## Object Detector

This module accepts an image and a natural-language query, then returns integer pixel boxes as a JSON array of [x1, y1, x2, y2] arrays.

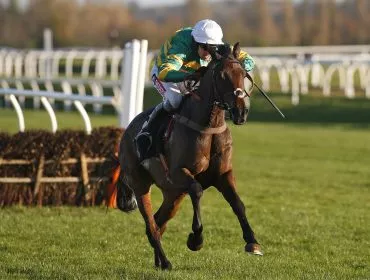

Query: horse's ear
[[233, 42, 241, 59]]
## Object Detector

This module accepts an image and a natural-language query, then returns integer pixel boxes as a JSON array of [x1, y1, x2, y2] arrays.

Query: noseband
[[211, 59, 251, 111]]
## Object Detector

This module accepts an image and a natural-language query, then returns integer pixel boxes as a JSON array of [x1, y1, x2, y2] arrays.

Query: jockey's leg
[[135, 102, 168, 162], [135, 82, 183, 162]]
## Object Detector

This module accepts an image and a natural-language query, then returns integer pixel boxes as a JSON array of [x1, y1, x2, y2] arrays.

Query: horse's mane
[[184, 43, 233, 89], [214, 44, 232, 59]]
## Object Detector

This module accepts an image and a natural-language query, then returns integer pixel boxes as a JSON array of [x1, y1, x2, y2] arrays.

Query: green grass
[[0, 94, 370, 279], [0, 107, 120, 134], [0, 122, 369, 279]]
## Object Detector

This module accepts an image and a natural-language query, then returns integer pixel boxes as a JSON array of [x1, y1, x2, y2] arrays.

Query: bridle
[[210, 58, 252, 111], [175, 56, 254, 134]]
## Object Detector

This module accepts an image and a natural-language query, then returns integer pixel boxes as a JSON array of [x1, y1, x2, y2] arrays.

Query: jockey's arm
[[157, 54, 188, 83], [157, 38, 189, 83]]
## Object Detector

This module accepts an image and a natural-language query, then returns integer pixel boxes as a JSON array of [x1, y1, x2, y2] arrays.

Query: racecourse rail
[[0, 39, 148, 133], [1, 43, 370, 133]]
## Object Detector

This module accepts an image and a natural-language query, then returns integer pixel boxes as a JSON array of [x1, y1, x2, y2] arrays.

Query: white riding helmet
[[191, 19, 224, 45]]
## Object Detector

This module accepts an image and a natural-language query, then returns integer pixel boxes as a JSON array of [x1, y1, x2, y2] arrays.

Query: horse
[[111, 42, 262, 270]]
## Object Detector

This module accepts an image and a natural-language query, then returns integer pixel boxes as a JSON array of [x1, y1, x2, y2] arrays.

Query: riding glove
[[242, 57, 255, 72]]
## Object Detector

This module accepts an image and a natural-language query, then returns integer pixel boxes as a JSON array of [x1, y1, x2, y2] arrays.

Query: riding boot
[[135, 102, 168, 162]]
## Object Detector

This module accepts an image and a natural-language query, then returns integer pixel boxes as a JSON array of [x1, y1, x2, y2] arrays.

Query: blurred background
[[0, 0, 369, 49], [1, 0, 369, 125]]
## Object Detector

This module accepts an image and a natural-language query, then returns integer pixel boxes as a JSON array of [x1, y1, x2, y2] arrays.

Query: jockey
[[135, 19, 255, 162]]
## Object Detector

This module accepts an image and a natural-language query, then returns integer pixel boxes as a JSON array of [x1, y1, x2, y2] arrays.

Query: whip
[[254, 83, 286, 119]]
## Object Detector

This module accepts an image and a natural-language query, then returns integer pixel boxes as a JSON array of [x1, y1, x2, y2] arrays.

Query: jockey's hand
[[178, 82, 190, 95], [242, 58, 255, 72], [184, 67, 208, 92], [185, 66, 208, 82]]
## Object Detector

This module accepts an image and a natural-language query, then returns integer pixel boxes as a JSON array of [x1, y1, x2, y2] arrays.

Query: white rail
[[1, 43, 369, 122], [0, 88, 116, 134], [0, 39, 148, 133], [244, 45, 370, 57]]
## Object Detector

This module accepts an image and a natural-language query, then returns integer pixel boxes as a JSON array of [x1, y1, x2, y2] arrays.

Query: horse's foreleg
[[137, 191, 172, 270], [171, 168, 204, 251], [215, 170, 263, 256], [187, 181, 204, 251]]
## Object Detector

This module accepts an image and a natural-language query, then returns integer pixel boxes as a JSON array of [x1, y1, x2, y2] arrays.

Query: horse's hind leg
[[187, 181, 204, 251], [137, 190, 172, 270], [154, 191, 186, 235], [116, 173, 137, 212], [153, 191, 186, 267], [171, 168, 204, 251], [215, 170, 263, 256]]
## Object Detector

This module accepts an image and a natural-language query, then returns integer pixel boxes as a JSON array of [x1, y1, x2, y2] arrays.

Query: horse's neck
[[180, 96, 225, 129], [180, 74, 225, 129], [209, 106, 225, 128]]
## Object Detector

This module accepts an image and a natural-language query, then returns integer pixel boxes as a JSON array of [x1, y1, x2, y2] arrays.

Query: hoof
[[161, 260, 172, 270], [245, 243, 263, 256], [187, 232, 203, 251]]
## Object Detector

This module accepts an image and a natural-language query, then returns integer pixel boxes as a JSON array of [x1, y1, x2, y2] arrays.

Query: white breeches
[[151, 65, 184, 111]]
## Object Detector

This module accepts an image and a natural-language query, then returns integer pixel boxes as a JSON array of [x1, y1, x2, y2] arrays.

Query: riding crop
[[253, 83, 286, 119]]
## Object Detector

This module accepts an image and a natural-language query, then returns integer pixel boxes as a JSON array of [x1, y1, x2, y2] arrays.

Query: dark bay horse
[[112, 43, 262, 270]]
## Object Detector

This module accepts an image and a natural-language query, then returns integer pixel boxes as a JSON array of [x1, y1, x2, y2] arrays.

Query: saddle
[[145, 114, 175, 160], [145, 89, 197, 160]]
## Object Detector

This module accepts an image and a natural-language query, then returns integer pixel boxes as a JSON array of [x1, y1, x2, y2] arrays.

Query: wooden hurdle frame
[[0, 155, 110, 207]]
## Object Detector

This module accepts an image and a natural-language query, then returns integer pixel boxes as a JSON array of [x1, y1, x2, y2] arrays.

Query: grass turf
[[0, 94, 369, 279]]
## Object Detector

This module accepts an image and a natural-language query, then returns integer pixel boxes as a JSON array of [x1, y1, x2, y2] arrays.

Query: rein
[[174, 57, 252, 135], [211, 59, 254, 110]]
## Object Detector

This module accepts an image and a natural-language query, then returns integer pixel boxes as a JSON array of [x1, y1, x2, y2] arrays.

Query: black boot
[[135, 103, 168, 162]]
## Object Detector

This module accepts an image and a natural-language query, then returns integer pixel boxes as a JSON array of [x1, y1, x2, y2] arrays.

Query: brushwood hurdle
[[0, 40, 149, 206], [0, 127, 124, 207]]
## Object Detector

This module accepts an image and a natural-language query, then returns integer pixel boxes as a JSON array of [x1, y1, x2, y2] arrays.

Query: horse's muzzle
[[230, 108, 249, 125], [231, 96, 250, 125]]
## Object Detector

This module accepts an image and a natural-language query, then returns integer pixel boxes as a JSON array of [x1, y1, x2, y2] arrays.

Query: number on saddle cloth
[[152, 74, 166, 97]]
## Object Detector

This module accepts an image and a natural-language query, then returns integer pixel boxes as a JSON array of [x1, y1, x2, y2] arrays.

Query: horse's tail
[[105, 155, 120, 208], [105, 153, 137, 213]]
